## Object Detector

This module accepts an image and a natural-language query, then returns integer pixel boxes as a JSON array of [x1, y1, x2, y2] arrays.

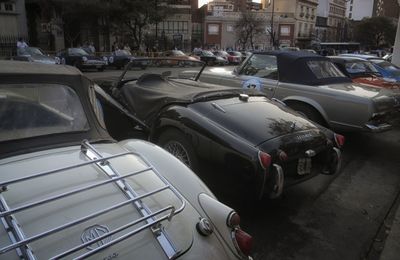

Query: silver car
[[0, 61, 252, 260], [197, 51, 400, 132]]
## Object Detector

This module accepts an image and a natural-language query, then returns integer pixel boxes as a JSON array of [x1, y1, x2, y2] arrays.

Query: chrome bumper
[[269, 164, 284, 199], [364, 123, 392, 132]]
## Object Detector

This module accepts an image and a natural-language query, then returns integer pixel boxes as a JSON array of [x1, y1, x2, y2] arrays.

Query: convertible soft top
[[120, 74, 258, 122], [0, 60, 80, 76], [254, 51, 352, 85]]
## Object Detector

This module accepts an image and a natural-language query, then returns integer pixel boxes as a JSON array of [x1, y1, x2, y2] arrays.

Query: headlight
[[82, 56, 88, 62]]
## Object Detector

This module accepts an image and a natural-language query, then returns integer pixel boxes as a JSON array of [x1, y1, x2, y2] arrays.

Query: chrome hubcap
[[164, 141, 191, 167]]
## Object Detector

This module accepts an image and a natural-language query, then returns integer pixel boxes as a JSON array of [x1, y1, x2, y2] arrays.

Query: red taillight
[[258, 151, 272, 170], [334, 134, 345, 148], [234, 229, 253, 256]]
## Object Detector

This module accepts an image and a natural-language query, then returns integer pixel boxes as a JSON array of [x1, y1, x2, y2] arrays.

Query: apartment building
[[346, 0, 374, 20], [316, 0, 347, 42]]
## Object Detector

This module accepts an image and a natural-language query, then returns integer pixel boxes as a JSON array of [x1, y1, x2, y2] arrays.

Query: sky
[[198, 0, 262, 8]]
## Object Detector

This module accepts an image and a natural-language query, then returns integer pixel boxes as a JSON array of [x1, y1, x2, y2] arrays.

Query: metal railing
[[0, 140, 186, 259]]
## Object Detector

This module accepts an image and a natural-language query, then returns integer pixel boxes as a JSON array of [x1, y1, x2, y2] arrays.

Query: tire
[[158, 129, 199, 171], [287, 102, 327, 127]]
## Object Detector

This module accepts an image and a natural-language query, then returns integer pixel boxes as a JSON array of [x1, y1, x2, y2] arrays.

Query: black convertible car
[[97, 58, 343, 200], [56, 48, 107, 71]]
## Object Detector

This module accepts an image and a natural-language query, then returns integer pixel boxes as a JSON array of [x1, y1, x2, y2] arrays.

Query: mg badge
[[81, 224, 112, 250]]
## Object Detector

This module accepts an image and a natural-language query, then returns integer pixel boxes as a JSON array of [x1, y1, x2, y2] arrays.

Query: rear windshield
[[307, 60, 346, 79], [0, 84, 89, 142]]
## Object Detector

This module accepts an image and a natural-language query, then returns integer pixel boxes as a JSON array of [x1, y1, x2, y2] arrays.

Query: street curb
[[380, 200, 400, 260]]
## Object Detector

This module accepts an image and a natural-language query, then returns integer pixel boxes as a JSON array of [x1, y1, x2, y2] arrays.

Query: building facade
[[261, 0, 318, 48], [346, 0, 374, 20], [316, 0, 347, 42], [373, 0, 399, 19], [0, 0, 28, 57]]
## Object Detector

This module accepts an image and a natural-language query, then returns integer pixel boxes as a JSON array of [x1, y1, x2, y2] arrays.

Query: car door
[[220, 54, 279, 98]]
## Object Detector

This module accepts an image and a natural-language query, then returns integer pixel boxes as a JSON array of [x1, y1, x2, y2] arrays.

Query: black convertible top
[[0, 60, 81, 76], [120, 74, 258, 122], [253, 51, 352, 85]]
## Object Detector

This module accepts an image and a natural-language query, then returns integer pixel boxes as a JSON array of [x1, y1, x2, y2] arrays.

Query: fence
[[0, 35, 22, 59]]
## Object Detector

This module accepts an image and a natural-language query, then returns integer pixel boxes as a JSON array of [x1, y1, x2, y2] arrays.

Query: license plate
[[297, 158, 312, 175]]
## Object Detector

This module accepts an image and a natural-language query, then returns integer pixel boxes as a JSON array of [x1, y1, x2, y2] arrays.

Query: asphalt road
[[86, 68, 400, 260]]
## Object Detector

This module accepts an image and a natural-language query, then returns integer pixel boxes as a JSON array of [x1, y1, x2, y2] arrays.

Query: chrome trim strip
[[364, 123, 392, 132]]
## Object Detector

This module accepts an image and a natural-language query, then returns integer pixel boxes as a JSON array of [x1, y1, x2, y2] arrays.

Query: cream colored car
[[0, 61, 252, 260]]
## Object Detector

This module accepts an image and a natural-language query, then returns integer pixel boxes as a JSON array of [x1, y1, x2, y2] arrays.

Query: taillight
[[258, 151, 272, 169], [226, 211, 253, 257], [227, 211, 241, 228], [334, 134, 345, 148], [235, 229, 253, 256]]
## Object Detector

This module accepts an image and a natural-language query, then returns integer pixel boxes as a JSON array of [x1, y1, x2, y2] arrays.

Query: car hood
[[0, 143, 195, 259], [189, 96, 319, 146]]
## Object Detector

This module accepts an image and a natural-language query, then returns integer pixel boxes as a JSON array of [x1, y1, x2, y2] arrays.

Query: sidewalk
[[380, 201, 400, 260]]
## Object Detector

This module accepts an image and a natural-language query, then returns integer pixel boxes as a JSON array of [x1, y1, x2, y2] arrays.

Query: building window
[[280, 25, 290, 36], [208, 24, 219, 35], [4, 3, 14, 11], [349, 13, 352, 19], [227, 24, 234, 32]]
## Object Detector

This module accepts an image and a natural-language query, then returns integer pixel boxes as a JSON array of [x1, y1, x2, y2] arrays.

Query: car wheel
[[178, 61, 184, 67], [158, 129, 199, 171], [61, 58, 66, 65], [287, 102, 327, 127], [207, 60, 213, 66]]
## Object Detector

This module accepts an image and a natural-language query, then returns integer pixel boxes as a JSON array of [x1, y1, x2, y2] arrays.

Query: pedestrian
[[123, 43, 131, 52], [89, 42, 96, 54], [16, 38, 28, 55]]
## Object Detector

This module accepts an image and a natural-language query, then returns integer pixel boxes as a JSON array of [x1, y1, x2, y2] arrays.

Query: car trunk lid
[[190, 96, 319, 146], [0, 142, 193, 260]]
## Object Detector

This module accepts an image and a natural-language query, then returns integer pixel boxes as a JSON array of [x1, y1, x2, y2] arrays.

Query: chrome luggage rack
[[0, 140, 186, 260]]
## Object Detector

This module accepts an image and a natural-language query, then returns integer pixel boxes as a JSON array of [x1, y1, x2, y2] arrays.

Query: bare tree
[[235, 11, 266, 50]]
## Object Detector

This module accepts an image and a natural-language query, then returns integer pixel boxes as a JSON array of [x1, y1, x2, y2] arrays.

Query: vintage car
[[192, 50, 218, 65], [157, 50, 200, 66], [329, 56, 400, 89], [227, 51, 245, 62], [103, 49, 144, 69], [97, 58, 343, 201], [213, 51, 241, 65], [340, 54, 400, 82], [12, 47, 56, 65], [196, 51, 400, 133], [56, 47, 107, 71], [0, 61, 252, 260]]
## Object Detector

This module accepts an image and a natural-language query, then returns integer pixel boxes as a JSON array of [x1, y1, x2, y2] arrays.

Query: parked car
[[56, 47, 107, 71], [0, 60, 252, 260], [196, 51, 400, 132], [340, 54, 400, 82], [103, 49, 145, 69], [192, 50, 218, 65], [213, 51, 241, 65], [12, 47, 56, 64], [329, 56, 400, 89], [227, 51, 244, 62], [97, 58, 343, 201], [159, 50, 200, 65]]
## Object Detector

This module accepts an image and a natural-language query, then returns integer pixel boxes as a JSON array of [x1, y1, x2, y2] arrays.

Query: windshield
[[19, 47, 45, 56], [345, 61, 379, 74], [172, 50, 185, 56], [307, 60, 346, 79], [68, 48, 89, 56], [115, 50, 131, 56], [370, 59, 400, 70], [202, 51, 214, 56], [120, 58, 205, 82], [0, 84, 89, 142], [240, 54, 279, 80]]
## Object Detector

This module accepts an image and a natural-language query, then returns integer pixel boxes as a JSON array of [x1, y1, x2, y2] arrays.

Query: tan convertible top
[[0, 60, 81, 76]]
